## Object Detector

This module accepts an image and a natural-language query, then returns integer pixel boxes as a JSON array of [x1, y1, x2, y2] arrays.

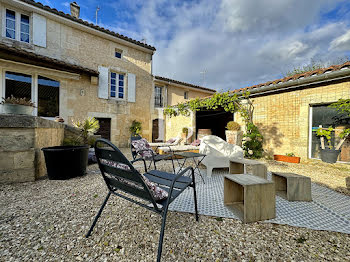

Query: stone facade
[[235, 81, 350, 160]]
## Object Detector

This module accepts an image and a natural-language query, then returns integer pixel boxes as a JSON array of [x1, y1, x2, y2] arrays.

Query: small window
[[155, 86, 163, 107], [115, 49, 122, 59], [20, 14, 30, 43], [6, 9, 16, 39], [110, 72, 124, 99], [184, 91, 189, 99]]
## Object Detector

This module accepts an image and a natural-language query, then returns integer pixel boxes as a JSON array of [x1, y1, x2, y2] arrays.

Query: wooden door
[[95, 118, 111, 140]]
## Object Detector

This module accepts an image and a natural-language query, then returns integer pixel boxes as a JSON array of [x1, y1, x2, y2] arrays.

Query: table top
[[224, 174, 272, 185], [174, 151, 206, 158]]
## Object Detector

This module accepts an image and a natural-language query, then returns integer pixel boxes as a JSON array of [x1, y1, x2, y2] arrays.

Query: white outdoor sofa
[[199, 135, 244, 177]]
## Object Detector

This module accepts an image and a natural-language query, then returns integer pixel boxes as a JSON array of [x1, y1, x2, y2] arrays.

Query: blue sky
[[41, 0, 350, 91]]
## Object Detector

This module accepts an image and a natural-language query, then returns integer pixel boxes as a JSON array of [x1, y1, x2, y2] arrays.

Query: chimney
[[70, 2, 80, 19]]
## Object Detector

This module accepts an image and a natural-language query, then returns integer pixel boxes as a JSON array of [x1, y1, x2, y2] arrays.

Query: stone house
[[232, 62, 350, 162], [0, 0, 157, 147], [151, 76, 215, 142]]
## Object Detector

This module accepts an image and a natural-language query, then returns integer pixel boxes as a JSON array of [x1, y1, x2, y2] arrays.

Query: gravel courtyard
[[1, 150, 350, 261]]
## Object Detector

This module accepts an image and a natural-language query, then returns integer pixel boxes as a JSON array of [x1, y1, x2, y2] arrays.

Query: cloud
[[329, 30, 350, 51]]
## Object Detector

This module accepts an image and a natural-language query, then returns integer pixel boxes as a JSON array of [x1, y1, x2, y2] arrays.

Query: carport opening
[[196, 107, 233, 140]]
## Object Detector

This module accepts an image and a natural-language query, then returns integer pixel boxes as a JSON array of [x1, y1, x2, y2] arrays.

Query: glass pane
[[21, 14, 29, 24], [111, 85, 115, 92], [6, 19, 15, 29], [21, 33, 29, 43], [118, 93, 123, 99], [6, 10, 15, 20], [21, 23, 29, 34], [119, 87, 123, 93], [110, 91, 116, 97], [5, 72, 32, 100], [111, 79, 116, 85], [311, 104, 350, 162], [119, 80, 124, 87], [115, 52, 121, 58], [38, 76, 59, 117], [119, 74, 124, 80], [6, 29, 15, 39], [111, 72, 116, 79]]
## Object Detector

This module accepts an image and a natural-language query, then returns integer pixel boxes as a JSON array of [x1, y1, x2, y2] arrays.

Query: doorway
[[95, 118, 111, 140]]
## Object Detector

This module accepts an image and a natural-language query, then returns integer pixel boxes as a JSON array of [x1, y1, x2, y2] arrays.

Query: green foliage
[[316, 126, 334, 149], [1, 95, 35, 107], [340, 128, 350, 139], [129, 120, 142, 136], [285, 152, 295, 157], [242, 123, 264, 159], [226, 121, 240, 131], [63, 136, 83, 146], [72, 117, 100, 145], [182, 127, 188, 134], [329, 99, 350, 117]]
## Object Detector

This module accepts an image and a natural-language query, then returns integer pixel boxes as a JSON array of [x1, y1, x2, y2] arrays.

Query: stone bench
[[271, 172, 312, 201], [229, 158, 267, 179], [224, 174, 275, 223]]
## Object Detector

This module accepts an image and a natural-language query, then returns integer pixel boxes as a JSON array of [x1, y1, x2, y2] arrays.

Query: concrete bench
[[229, 158, 267, 179], [224, 174, 275, 223], [271, 172, 312, 201]]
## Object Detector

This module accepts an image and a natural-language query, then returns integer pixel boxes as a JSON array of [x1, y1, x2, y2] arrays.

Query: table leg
[[192, 156, 205, 184]]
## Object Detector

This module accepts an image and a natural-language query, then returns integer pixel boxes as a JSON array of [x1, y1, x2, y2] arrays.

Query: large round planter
[[319, 148, 341, 164], [1, 104, 33, 115], [42, 145, 89, 180], [225, 130, 243, 146]]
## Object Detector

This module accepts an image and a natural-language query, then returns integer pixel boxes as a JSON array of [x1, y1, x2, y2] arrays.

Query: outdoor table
[[174, 152, 206, 183]]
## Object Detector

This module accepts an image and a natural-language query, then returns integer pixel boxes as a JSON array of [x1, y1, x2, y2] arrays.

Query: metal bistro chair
[[86, 139, 199, 262], [130, 135, 175, 173]]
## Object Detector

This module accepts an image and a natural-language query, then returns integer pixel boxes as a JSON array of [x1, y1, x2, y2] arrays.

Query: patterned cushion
[[131, 138, 155, 160], [191, 139, 201, 146], [100, 159, 168, 201]]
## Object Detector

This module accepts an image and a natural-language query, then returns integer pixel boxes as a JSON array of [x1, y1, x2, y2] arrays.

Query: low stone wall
[[0, 115, 64, 183]]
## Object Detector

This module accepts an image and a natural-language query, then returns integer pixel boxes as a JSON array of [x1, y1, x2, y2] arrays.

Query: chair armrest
[[131, 157, 148, 173]]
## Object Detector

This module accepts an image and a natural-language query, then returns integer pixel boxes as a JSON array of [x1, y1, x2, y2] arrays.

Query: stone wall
[[0, 115, 64, 183], [235, 81, 350, 160]]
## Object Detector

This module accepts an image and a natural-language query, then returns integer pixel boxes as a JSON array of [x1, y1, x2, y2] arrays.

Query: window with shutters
[[4, 8, 30, 43], [110, 72, 125, 99], [154, 86, 163, 107]]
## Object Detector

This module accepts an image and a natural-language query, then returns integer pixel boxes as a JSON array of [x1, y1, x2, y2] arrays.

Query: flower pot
[[1, 104, 33, 115], [225, 130, 243, 146], [319, 148, 341, 164], [42, 145, 89, 180], [273, 154, 300, 163]]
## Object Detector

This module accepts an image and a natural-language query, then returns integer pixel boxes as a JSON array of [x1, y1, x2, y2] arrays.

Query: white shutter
[[128, 73, 136, 102], [32, 13, 47, 48], [98, 66, 109, 99]]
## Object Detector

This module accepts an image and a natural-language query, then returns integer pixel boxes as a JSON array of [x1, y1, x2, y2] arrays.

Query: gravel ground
[[1, 150, 350, 261]]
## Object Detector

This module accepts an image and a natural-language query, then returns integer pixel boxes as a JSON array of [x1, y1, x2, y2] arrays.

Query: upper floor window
[[184, 91, 189, 99], [110, 72, 124, 99], [115, 49, 123, 59], [155, 86, 163, 107], [5, 9, 30, 43]]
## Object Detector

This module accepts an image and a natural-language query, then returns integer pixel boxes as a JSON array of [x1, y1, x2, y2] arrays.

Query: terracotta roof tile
[[20, 0, 156, 51]]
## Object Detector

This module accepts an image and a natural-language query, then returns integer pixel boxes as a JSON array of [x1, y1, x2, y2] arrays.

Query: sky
[[41, 0, 350, 91]]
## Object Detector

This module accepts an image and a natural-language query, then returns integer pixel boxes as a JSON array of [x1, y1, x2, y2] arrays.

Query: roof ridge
[[155, 75, 216, 92], [20, 0, 156, 51]]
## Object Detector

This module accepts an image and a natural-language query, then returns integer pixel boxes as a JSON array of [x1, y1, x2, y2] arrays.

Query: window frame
[[154, 86, 163, 108], [184, 91, 189, 100], [110, 71, 125, 100], [2, 6, 31, 44], [115, 48, 123, 59]]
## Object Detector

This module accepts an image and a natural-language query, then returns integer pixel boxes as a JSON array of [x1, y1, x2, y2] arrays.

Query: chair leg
[[157, 207, 169, 262], [86, 191, 111, 237], [191, 169, 199, 222]]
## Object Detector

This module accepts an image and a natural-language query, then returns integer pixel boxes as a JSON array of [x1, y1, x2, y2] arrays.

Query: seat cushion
[[131, 138, 155, 160]]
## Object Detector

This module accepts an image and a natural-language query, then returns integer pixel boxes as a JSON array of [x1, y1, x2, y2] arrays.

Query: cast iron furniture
[[130, 135, 175, 172], [224, 174, 275, 223], [87, 139, 199, 262], [271, 172, 312, 201], [174, 151, 206, 183]]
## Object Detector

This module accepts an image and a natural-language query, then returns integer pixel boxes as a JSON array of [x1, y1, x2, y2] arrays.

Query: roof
[[232, 61, 350, 95], [155, 76, 216, 93], [0, 42, 99, 76], [20, 0, 156, 52]]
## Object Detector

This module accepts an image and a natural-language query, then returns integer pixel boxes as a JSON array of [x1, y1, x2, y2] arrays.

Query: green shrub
[[129, 120, 142, 136], [226, 121, 241, 131], [285, 152, 295, 157], [243, 122, 263, 159], [182, 127, 188, 134]]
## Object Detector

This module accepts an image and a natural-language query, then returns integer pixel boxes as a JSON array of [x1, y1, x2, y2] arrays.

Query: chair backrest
[[200, 135, 244, 159], [130, 135, 142, 160], [95, 138, 156, 204]]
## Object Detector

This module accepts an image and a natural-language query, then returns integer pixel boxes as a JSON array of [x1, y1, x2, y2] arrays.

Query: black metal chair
[[130, 135, 175, 173], [86, 138, 199, 262]]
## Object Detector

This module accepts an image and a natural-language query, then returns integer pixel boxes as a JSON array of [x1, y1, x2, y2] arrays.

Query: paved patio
[[169, 169, 350, 234]]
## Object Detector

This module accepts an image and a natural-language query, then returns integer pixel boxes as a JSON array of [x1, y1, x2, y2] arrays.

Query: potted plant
[[0, 95, 35, 115], [225, 121, 243, 146], [316, 126, 350, 163], [181, 127, 189, 144], [274, 152, 301, 163], [42, 117, 100, 180], [129, 120, 142, 136]]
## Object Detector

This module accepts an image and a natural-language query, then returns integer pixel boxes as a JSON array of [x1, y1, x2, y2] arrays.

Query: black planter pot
[[42, 145, 89, 180], [319, 148, 341, 163]]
